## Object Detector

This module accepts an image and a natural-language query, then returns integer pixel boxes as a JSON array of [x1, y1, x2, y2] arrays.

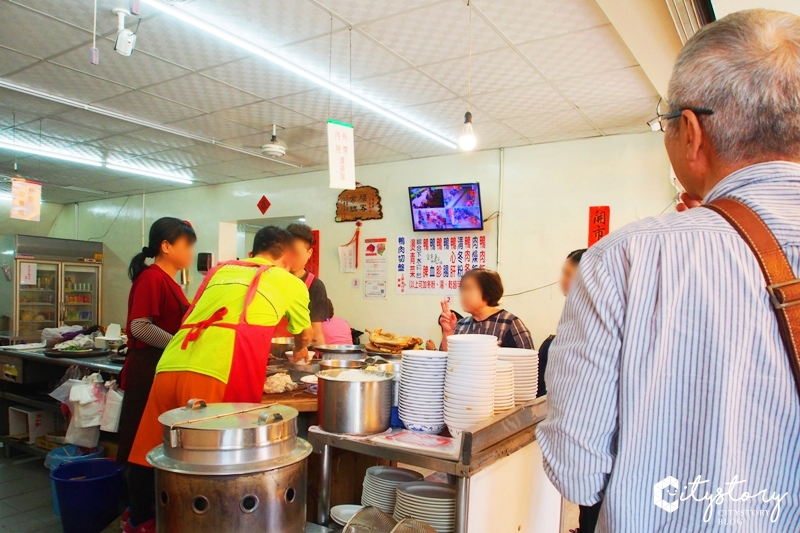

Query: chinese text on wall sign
[[336, 185, 383, 222], [588, 206, 610, 247], [396, 234, 487, 295], [10, 178, 41, 221], [327, 119, 356, 190]]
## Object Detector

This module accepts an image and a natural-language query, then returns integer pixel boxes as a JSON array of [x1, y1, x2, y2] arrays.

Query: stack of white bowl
[[361, 466, 424, 513], [399, 350, 448, 434], [497, 347, 539, 404], [393, 482, 456, 533], [443, 334, 498, 437], [494, 361, 515, 413]]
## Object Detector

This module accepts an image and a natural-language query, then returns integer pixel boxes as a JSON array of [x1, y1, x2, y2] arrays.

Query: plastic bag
[[68, 375, 106, 428], [42, 325, 83, 348], [100, 380, 123, 433], [65, 420, 100, 448]]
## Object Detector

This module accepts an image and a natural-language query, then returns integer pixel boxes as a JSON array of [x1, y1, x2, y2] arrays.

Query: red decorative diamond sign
[[257, 195, 271, 215]]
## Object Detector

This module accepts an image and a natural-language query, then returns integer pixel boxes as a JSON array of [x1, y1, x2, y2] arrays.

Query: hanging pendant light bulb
[[459, 111, 476, 151], [459, 1, 476, 152]]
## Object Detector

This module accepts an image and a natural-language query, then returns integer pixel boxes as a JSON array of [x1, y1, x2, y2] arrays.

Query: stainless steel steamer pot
[[147, 400, 311, 533], [313, 344, 366, 360], [316, 369, 393, 435]]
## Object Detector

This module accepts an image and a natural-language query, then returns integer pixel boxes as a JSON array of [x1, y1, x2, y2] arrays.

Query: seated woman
[[439, 268, 534, 350], [321, 299, 354, 345]]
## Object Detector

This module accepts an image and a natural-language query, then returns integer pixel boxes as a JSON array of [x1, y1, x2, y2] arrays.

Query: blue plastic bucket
[[44, 445, 105, 516], [51, 458, 125, 533]]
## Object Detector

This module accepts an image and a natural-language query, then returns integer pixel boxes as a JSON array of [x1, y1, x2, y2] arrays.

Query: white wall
[[50, 150, 502, 345], [498, 133, 674, 344], [0, 201, 75, 238], [712, 0, 800, 17], [44, 132, 674, 347]]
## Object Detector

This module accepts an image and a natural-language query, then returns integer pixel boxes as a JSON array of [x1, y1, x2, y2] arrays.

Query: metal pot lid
[[314, 344, 366, 354], [158, 400, 298, 453]]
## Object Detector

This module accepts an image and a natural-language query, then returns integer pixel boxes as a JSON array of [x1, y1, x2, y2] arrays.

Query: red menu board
[[308, 230, 320, 277]]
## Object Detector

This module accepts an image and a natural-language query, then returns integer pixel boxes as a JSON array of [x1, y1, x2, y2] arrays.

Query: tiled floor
[[0, 454, 63, 533]]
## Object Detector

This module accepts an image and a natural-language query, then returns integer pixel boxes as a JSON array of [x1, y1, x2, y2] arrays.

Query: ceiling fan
[[243, 124, 302, 168]]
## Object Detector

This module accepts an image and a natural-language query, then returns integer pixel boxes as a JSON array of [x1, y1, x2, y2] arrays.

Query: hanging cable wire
[[92, 0, 97, 50], [328, 13, 333, 118], [467, 1, 472, 112], [349, 27, 353, 123]]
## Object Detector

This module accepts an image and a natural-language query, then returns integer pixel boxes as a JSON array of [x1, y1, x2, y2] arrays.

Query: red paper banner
[[588, 206, 610, 247], [308, 230, 320, 277]]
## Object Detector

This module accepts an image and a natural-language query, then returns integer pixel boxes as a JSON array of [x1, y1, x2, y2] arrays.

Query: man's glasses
[[647, 98, 714, 132]]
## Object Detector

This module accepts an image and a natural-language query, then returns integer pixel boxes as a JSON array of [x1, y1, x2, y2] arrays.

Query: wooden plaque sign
[[336, 185, 383, 222]]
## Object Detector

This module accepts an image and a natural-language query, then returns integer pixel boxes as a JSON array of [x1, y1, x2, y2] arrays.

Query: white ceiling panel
[[555, 66, 659, 108], [232, 156, 299, 174], [144, 74, 261, 114], [191, 169, 247, 185], [215, 101, 317, 131], [527, 130, 601, 145], [9, 0, 153, 35], [134, 16, 248, 71], [582, 96, 660, 131], [351, 69, 455, 110], [285, 147, 329, 167], [475, 0, 609, 44], [279, 28, 411, 85], [354, 138, 408, 161], [271, 89, 357, 123], [369, 133, 450, 158], [470, 83, 572, 120], [312, 0, 439, 26], [360, 2, 506, 66], [502, 108, 597, 139], [168, 113, 261, 141], [401, 98, 471, 136], [88, 135, 174, 160], [266, 122, 330, 149], [53, 108, 144, 134], [0, 107, 42, 129], [51, 41, 192, 89], [180, 0, 345, 50], [178, 143, 250, 163], [350, 113, 414, 141], [15, 117, 108, 143], [518, 25, 637, 81], [0, 46, 38, 76], [421, 47, 543, 97], [193, 159, 269, 178], [95, 91, 204, 125], [135, 148, 222, 169], [0, 87, 72, 116], [126, 128, 197, 149], [0, 2, 90, 58], [7, 63, 131, 103], [201, 58, 318, 101]]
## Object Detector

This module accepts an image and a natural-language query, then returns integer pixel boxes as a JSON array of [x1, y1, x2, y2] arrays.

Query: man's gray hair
[[667, 9, 800, 163]]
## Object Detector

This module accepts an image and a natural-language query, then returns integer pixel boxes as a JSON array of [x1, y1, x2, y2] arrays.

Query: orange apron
[[177, 260, 278, 403]]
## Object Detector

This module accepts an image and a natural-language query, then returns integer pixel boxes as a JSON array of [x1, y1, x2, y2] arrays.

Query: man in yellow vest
[[123, 226, 313, 533]]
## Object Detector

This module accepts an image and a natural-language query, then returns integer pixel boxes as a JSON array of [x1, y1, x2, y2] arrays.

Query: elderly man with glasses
[[538, 9, 800, 532]]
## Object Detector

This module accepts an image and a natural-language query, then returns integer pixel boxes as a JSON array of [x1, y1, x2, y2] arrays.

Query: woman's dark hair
[[252, 226, 294, 257], [327, 298, 335, 318], [567, 249, 587, 265], [460, 269, 504, 307], [286, 223, 316, 247], [128, 217, 196, 281]]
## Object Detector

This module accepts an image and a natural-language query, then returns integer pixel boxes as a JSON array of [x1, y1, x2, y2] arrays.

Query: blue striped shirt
[[536, 162, 800, 532]]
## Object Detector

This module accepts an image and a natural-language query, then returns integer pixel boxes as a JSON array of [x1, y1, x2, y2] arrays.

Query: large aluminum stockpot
[[314, 344, 366, 360], [318, 359, 366, 371], [270, 337, 295, 359], [147, 400, 311, 533], [317, 369, 393, 435]]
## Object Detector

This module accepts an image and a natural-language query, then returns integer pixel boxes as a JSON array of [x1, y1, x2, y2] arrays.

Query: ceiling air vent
[[665, 0, 716, 43]]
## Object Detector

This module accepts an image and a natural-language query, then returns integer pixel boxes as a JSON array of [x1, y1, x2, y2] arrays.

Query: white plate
[[331, 504, 363, 526]]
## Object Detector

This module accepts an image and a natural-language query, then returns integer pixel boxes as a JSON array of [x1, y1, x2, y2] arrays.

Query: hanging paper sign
[[338, 224, 360, 273], [10, 178, 41, 221], [19, 263, 37, 285], [327, 119, 356, 190], [396, 234, 487, 295], [336, 185, 383, 222], [588, 206, 611, 247]]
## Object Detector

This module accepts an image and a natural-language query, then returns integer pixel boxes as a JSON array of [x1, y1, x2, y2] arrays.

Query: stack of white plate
[[497, 348, 539, 404], [444, 334, 498, 437], [393, 482, 456, 533], [362, 466, 424, 513], [399, 350, 448, 434], [494, 361, 515, 413]]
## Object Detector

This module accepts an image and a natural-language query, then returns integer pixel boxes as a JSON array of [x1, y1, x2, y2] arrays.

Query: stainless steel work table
[[0, 347, 123, 375], [309, 396, 548, 533]]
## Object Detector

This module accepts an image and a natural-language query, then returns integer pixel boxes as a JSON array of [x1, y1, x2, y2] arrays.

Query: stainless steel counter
[[309, 396, 548, 533], [0, 347, 123, 374]]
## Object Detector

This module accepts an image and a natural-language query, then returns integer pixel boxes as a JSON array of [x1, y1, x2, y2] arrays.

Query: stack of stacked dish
[[497, 348, 539, 404], [494, 361, 515, 413], [443, 334, 498, 437], [398, 350, 448, 434], [361, 466, 424, 514], [393, 482, 456, 533]]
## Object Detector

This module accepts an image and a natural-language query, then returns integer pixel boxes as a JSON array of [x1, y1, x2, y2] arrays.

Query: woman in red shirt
[[117, 217, 195, 533]]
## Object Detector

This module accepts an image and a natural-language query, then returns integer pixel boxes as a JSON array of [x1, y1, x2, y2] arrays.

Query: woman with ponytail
[[118, 217, 196, 533]]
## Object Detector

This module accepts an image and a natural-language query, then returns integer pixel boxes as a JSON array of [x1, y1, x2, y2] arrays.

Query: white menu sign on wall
[[10, 178, 41, 221], [396, 234, 488, 295], [327, 119, 356, 190]]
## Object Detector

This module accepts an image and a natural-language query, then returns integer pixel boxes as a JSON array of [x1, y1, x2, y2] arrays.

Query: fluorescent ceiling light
[[139, 0, 458, 150], [0, 140, 103, 167], [106, 163, 193, 184]]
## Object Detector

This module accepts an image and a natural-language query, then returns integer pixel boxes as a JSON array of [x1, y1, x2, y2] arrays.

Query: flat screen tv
[[409, 183, 484, 232]]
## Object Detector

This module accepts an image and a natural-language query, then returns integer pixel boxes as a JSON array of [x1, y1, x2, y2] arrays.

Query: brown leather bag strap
[[704, 198, 800, 399]]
